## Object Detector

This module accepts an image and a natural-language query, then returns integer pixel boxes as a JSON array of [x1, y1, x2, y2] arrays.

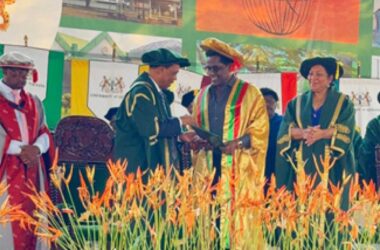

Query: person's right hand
[[180, 115, 196, 126], [189, 136, 212, 152], [179, 131, 197, 143]]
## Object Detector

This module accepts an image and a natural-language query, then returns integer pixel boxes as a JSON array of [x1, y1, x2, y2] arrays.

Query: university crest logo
[[99, 76, 125, 94], [350, 91, 372, 107]]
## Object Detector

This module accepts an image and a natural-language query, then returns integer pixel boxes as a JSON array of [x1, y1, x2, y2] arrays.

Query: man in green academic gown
[[113, 48, 195, 177]]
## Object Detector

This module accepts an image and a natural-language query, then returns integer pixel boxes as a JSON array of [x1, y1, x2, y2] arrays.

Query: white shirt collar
[[0, 79, 21, 99], [148, 75, 162, 93]]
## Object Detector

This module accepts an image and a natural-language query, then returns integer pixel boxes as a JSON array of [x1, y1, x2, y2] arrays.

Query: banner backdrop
[[340, 78, 380, 135], [238, 73, 284, 112], [88, 61, 138, 120], [0, 0, 62, 49], [69, 63, 296, 119], [196, 0, 360, 44], [71, 61, 203, 120]]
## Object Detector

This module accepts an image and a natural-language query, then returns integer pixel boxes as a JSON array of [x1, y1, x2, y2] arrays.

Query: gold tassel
[[335, 61, 343, 79]]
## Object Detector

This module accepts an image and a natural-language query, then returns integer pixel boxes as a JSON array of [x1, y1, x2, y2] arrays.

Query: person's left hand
[[304, 125, 325, 146], [19, 145, 40, 167], [221, 139, 241, 155]]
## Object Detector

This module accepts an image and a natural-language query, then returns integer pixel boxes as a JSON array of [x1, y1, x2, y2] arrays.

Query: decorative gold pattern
[[329, 94, 347, 159], [336, 133, 351, 144], [296, 96, 303, 129], [329, 94, 345, 127], [279, 124, 295, 157], [277, 134, 290, 145], [336, 124, 351, 134]]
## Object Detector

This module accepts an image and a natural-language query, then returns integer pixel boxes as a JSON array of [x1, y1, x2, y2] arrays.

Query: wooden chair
[[52, 115, 114, 210]]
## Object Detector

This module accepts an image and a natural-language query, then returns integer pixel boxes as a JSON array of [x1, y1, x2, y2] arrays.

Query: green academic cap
[[141, 48, 190, 68]]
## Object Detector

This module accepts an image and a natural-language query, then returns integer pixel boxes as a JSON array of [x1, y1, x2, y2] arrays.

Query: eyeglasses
[[203, 65, 226, 73], [4, 67, 30, 74]]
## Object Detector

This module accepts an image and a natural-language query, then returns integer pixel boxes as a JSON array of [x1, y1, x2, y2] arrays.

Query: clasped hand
[[19, 145, 40, 168], [303, 125, 325, 146]]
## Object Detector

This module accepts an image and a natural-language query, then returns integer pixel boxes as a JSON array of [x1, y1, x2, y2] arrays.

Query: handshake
[[178, 115, 243, 154]]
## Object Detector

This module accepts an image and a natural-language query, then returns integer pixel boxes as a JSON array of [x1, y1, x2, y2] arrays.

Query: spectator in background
[[181, 89, 198, 114], [104, 107, 118, 131], [352, 126, 364, 180], [260, 87, 282, 191], [163, 88, 189, 117], [358, 91, 380, 186]]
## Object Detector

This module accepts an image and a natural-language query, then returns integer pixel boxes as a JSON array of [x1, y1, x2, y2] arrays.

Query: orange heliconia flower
[[77, 172, 90, 207]]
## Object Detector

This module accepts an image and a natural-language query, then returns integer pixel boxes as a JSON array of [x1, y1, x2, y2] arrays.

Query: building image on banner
[[53, 27, 182, 61], [62, 0, 182, 26], [0, 0, 62, 49], [59, 28, 184, 118]]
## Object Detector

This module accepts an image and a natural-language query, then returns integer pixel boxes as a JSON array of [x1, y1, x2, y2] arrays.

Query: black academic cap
[[300, 57, 344, 80], [141, 48, 190, 68]]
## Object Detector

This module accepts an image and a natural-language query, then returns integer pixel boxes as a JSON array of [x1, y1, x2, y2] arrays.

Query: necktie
[[159, 91, 170, 117], [11, 90, 29, 143], [159, 91, 179, 168]]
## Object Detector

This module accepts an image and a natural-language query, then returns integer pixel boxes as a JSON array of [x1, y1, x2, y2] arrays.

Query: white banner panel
[[169, 70, 203, 116], [175, 69, 203, 98], [372, 56, 380, 79], [340, 78, 380, 135], [88, 61, 138, 120], [238, 73, 283, 112], [4, 45, 49, 101], [0, 0, 62, 49]]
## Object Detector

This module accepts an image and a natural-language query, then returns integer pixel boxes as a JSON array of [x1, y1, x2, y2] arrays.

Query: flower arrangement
[[21, 147, 380, 249], [0, 181, 26, 226]]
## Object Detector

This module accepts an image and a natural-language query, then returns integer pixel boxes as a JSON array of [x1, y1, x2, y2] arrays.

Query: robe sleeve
[[31, 95, 50, 153], [275, 99, 297, 189], [245, 89, 269, 150], [0, 125, 11, 165], [244, 88, 269, 177], [329, 97, 355, 160]]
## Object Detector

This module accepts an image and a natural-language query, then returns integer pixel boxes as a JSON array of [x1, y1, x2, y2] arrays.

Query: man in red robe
[[0, 51, 54, 250]]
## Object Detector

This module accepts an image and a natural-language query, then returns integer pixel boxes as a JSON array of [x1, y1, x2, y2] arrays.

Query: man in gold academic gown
[[192, 38, 269, 249]]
